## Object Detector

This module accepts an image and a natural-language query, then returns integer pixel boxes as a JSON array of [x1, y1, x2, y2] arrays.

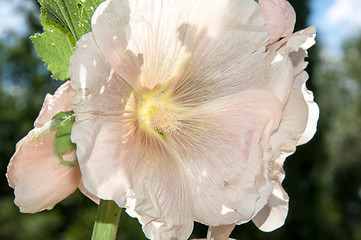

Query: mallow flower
[[7, 82, 98, 213], [69, 0, 318, 239]]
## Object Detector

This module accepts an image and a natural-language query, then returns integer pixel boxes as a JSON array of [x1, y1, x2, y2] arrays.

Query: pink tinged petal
[[259, 0, 296, 45], [7, 131, 57, 188], [14, 152, 81, 213], [173, 91, 282, 226], [78, 181, 100, 205], [34, 81, 76, 128]]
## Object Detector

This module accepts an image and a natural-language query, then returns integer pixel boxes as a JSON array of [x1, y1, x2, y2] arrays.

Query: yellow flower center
[[138, 91, 179, 137]]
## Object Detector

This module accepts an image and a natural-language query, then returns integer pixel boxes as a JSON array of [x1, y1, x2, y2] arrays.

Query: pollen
[[138, 91, 180, 136]]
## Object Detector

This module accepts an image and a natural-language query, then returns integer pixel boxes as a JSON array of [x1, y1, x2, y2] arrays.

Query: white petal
[[252, 29, 319, 231], [172, 91, 282, 225], [70, 32, 136, 199], [91, 0, 143, 89], [120, 141, 193, 240], [207, 224, 236, 240], [265, 25, 316, 105], [191, 224, 236, 240], [69, 32, 133, 117], [91, 0, 269, 92], [72, 119, 133, 199], [73, 118, 194, 239], [252, 180, 289, 231], [71, 32, 194, 239]]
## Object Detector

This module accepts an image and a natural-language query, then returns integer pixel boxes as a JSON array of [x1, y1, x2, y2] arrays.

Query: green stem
[[91, 200, 121, 240]]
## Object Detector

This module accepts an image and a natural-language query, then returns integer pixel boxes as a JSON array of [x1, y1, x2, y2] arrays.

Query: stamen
[[149, 104, 179, 135], [138, 92, 180, 136]]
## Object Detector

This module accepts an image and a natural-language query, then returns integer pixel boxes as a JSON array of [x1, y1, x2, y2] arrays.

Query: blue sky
[[309, 0, 361, 55], [1, 0, 361, 55], [0, 0, 30, 35]]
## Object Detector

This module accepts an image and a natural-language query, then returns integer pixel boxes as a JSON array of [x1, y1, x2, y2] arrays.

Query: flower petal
[[192, 224, 236, 240], [171, 91, 282, 226], [72, 112, 194, 239], [71, 119, 133, 199], [14, 152, 81, 213], [91, 0, 143, 89], [7, 131, 57, 188], [91, 0, 269, 92], [265, 25, 316, 105], [259, 0, 296, 45], [69, 33, 133, 116], [206, 224, 236, 240], [120, 141, 193, 240], [70, 1, 318, 238], [70, 33, 135, 199], [253, 29, 318, 231], [70, 32, 195, 236], [78, 180, 100, 204], [252, 175, 289, 232], [34, 81, 75, 128]]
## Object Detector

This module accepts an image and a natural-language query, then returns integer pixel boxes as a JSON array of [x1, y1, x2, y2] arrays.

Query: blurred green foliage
[[1, 0, 361, 239]]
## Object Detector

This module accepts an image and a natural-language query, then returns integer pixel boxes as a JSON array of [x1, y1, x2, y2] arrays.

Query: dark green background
[[1, 0, 360, 239]]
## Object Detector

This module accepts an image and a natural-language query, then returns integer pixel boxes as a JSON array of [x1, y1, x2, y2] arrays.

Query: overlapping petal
[[69, 0, 317, 239], [71, 32, 194, 240], [253, 26, 318, 231], [260, 0, 296, 45], [14, 150, 81, 213], [91, 0, 269, 93], [7, 82, 98, 213], [34, 81, 76, 127], [170, 91, 282, 225]]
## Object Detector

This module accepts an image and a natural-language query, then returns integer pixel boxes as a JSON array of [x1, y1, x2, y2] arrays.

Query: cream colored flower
[[7, 82, 98, 213], [69, 0, 318, 239]]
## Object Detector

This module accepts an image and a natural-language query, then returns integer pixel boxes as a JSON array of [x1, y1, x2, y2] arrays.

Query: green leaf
[[53, 111, 75, 121], [54, 135, 77, 154], [32, 111, 75, 140], [31, 110, 78, 167], [54, 111, 75, 137], [31, 0, 105, 80], [52, 111, 78, 167]]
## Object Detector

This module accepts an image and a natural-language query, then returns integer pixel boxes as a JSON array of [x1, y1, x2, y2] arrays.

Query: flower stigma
[[137, 90, 180, 138]]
